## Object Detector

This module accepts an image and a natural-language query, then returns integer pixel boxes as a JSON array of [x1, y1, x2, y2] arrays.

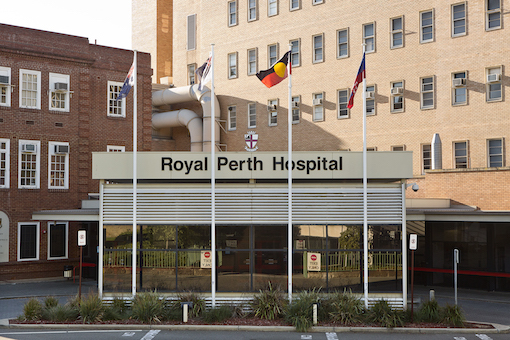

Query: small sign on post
[[409, 234, 418, 322], [201, 250, 212, 268], [78, 230, 86, 301]]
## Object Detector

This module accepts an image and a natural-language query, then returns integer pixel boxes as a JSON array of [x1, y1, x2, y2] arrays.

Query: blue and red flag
[[347, 53, 366, 109], [116, 58, 135, 101]]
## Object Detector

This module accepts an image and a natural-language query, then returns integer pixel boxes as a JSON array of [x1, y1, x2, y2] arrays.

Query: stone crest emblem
[[244, 131, 259, 152]]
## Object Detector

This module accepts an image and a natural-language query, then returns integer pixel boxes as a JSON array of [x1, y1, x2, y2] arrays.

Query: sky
[[0, 0, 132, 50]]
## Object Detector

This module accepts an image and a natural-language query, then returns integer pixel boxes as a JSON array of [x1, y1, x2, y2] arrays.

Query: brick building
[[0, 24, 152, 280], [132, 0, 510, 291]]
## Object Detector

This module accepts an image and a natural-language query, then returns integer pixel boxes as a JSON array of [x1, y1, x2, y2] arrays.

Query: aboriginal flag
[[256, 51, 291, 88]]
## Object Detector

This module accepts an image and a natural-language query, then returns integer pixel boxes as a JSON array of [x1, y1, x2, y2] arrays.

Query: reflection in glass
[[217, 251, 250, 292], [216, 225, 249, 249], [253, 251, 287, 291], [294, 225, 326, 250], [254, 225, 286, 249]]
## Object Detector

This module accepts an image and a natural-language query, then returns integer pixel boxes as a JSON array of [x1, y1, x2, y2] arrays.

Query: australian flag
[[116, 58, 135, 101]]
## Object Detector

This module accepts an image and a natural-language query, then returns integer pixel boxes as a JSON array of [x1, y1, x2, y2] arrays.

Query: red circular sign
[[204, 251, 211, 258], [311, 254, 317, 261]]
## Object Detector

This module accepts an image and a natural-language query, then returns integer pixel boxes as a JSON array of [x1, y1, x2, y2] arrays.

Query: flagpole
[[132, 50, 138, 298], [287, 44, 293, 302], [210, 44, 216, 308], [362, 44, 369, 309]]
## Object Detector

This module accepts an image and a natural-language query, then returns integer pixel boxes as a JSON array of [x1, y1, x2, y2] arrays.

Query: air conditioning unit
[[312, 98, 323, 106], [267, 104, 277, 111], [54, 82, 68, 91], [21, 143, 37, 153], [292, 101, 299, 108], [366, 91, 375, 99], [452, 78, 466, 87], [487, 74, 501, 83], [54, 145, 69, 154], [391, 87, 403, 95], [271, 111, 277, 117], [0, 75, 9, 85]]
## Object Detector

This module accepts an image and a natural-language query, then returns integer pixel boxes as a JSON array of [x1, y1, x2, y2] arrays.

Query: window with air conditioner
[[268, 99, 278, 126], [0, 139, 10, 188], [187, 64, 196, 85], [18, 140, 40, 189], [228, 106, 237, 131], [452, 72, 467, 105], [48, 142, 69, 189], [313, 93, 324, 121], [292, 96, 300, 123], [49, 73, 70, 112], [366, 85, 375, 115], [391, 81, 404, 112], [486, 67, 502, 102], [0, 66, 11, 107]]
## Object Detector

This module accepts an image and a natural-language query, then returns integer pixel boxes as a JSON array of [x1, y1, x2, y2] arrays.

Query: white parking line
[[326, 333, 338, 340], [476, 335, 493, 340], [453, 337, 467, 340], [140, 330, 160, 340]]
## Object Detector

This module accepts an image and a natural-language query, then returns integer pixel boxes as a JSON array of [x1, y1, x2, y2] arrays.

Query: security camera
[[411, 183, 419, 192]]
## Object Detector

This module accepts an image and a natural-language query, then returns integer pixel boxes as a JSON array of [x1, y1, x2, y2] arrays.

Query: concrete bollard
[[430, 289, 435, 301], [312, 303, 318, 325]]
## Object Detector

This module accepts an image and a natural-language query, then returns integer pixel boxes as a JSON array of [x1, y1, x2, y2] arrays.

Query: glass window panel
[[328, 250, 362, 292], [292, 251, 327, 291], [178, 225, 210, 249], [294, 225, 326, 250], [328, 225, 361, 250], [217, 250, 250, 291], [217, 225, 250, 249], [177, 250, 211, 291], [104, 225, 134, 249], [142, 225, 176, 249], [253, 250, 287, 290], [254, 225, 286, 249], [49, 223, 66, 258], [369, 225, 401, 250]]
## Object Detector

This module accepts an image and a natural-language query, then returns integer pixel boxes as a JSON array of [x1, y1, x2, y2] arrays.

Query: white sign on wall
[[201, 250, 212, 268], [78, 230, 87, 247], [0, 212, 9, 263], [307, 252, 321, 272]]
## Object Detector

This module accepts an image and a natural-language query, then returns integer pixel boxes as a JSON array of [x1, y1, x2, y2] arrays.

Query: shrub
[[79, 294, 104, 324], [441, 304, 465, 327], [43, 296, 59, 309], [251, 282, 287, 320], [176, 291, 206, 318], [328, 291, 365, 324], [366, 300, 404, 328], [103, 298, 131, 321], [203, 305, 233, 323], [41, 304, 79, 322], [131, 292, 165, 324], [21, 298, 43, 321], [417, 299, 441, 323], [284, 290, 322, 332]]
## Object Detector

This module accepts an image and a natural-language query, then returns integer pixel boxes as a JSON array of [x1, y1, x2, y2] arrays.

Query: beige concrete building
[[133, 0, 510, 291]]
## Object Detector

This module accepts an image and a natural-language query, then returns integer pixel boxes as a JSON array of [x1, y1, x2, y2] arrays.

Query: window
[[48, 222, 68, 260], [18, 223, 40, 261], [452, 72, 467, 105], [228, 106, 237, 130], [313, 0, 324, 4], [391, 145, 405, 151], [0, 66, 11, 107], [486, 67, 502, 102], [420, 10, 434, 43], [268, 0, 278, 16], [248, 48, 257, 75], [268, 99, 278, 126], [228, 53, 238, 79], [292, 96, 300, 123], [107, 81, 126, 117], [421, 76, 434, 109], [487, 138, 504, 167], [452, 3, 466, 37], [391, 81, 404, 112], [337, 29, 348, 58], [486, 0, 501, 30], [248, 0, 257, 21], [268, 44, 278, 67], [366, 147, 377, 151], [18, 140, 40, 189], [248, 103, 256, 128], [422, 144, 432, 174], [19, 69, 41, 109], [454, 141, 469, 168], [187, 64, 196, 85], [366, 85, 375, 115], [363, 23, 375, 53], [49, 73, 70, 111], [107, 145, 125, 152], [290, 39, 300, 67], [228, 1, 237, 26], [290, 0, 300, 10], [313, 34, 324, 63], [391, 17, 403, 48], [0, 139, 9, 188], [187, 14, 197, 50], [48, 142, 69, 189], [313, 92, 324, 121], [337, 89, 349, 118]]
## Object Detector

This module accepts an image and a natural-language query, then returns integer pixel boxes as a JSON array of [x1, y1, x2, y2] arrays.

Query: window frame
[[247, 48, 258, 75], [390, 16, 404, 49], [228, 106, 237, 131], [47, 222, 68, 260], [228, 52, 238, 79], [268, 0, 278, 17], [365, 85, 376, 116], [17, 222, 40, 261], [187, 64, 196, 85], [337, 89, 350, 119], [290, 39, 301, 67], [451, 2, 467, 37], [49, 73, 70, 112], [312, 33, 324, 63], [19, 69, 41, 109], [422, 143, 432, 174], [248, 103, 257, 128], [248, 0, 258, 21], [0, 66, 12, 107], [452, 71, 467, 106], [268, 44, 279, 68], [420, 76, 435, 110], [48, 141, 70, 190], [390, 81, 404, 113], [292, 96, 300, 124], [312, 92, 324, 122], [486, 0, 501, 30], [312, 0, 324, 5], [268, 99, 278, 126], [107, 145, 125, 152], [454, 141, 469, 168], [391, 145, 406, 151], [107, 81, 126, 117], [290, 0, 301, 11], [486, 66, 502, 102], [187, 14, 197, 50], [228, 1, 238, 26], [18, 139, 40, 189], [337, 28, 349, 59], [487, 138, 504, 167], [420, 9, 434, 43], [363, 22, 375, 53], [0, 139, 10, 188]]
